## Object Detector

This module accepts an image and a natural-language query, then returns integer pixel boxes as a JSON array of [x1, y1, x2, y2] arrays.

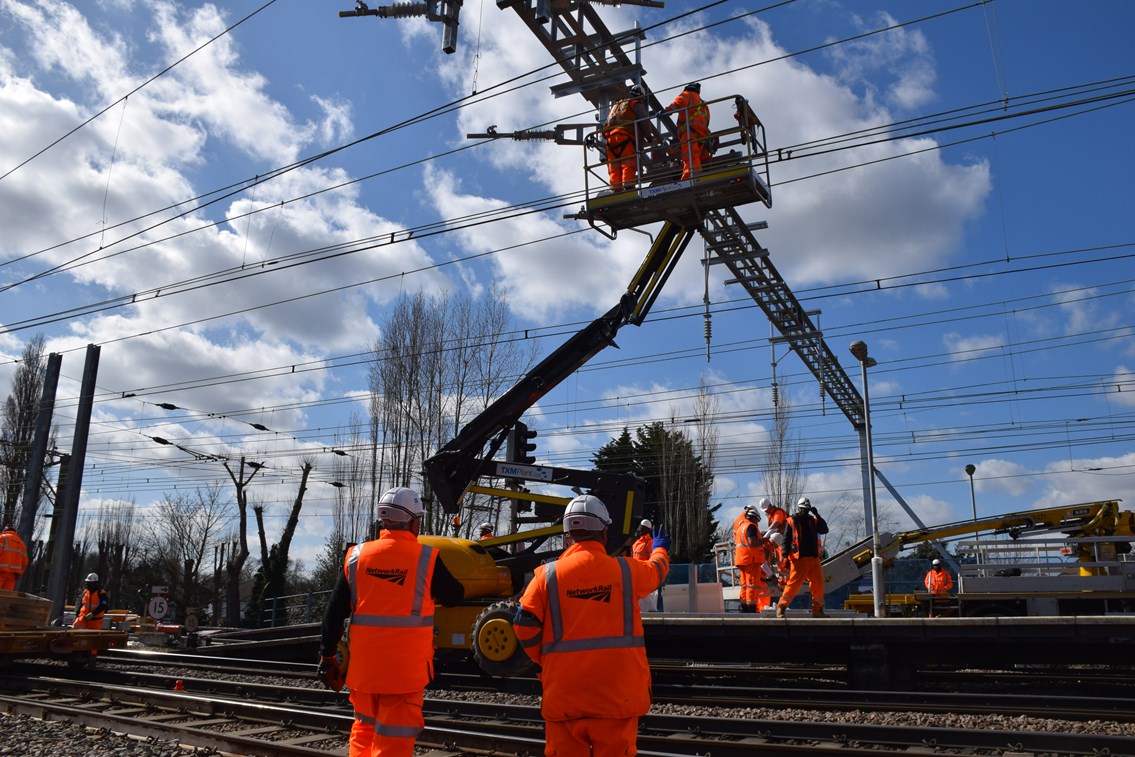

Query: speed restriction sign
[[184, 613, 199, 633], [147, 596, 168, 620]]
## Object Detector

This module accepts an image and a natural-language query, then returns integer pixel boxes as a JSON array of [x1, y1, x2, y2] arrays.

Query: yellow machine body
[[417, 536, 514, 601]]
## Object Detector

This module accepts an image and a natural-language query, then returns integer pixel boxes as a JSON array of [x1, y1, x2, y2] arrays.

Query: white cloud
[[942, 331, 1003, 364], [966, 458, 1035, 498]]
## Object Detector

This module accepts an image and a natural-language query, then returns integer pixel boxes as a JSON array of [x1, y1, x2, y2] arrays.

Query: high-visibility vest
[[343, 530, 438, 693], [631, 533, 653, 561], [732, 514, 762, 566], [763, 506, 788, 536], [668, 90, 709, 134], [0, 529, 28, 574], [925, 568, 954, 594], [603, 97, 641, 132], [513, 540, 669, 721], [79, 588, 107, 619]]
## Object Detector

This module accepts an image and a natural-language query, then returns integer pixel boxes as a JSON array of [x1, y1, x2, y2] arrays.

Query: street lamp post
[[965, 463, 980, 566], [850, 340, 885, 618]]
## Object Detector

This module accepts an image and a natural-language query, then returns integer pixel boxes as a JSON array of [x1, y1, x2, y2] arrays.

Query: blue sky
[[1, 0, 1132, 569]]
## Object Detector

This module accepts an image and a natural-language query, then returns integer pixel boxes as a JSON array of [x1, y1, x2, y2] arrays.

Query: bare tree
[[221, 457, 264, 626], [761, 396, 804, 510], [92, 498, 136, 611], [249, 458, 314, 625], [1, 334, 47, 525], [140, 486, 229, 615], [368, 288, 535, 537]]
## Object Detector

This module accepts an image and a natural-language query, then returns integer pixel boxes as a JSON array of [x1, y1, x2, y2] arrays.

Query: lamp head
[[849, 340, 869, 362], [965, 464, 976, 476]]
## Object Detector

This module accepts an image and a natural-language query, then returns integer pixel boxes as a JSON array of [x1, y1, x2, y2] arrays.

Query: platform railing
[[583, 93, 769, 200]]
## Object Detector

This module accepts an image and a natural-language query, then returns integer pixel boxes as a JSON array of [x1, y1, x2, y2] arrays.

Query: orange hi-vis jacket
[[77, 587, 108, 622], [924, 567, 954, 594], [343, 530, 438, 693], [0, 528, 28, 576], [513, 539, 669, 721], [732, 514, 763, 566], [631, 532, 653, 561], [666, 89, 709, 135], [763, 505, 788, 538]]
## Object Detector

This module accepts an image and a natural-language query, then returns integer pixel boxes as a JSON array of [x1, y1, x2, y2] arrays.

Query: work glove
[[651, 526, 671, 552], [316, 654, 345, 692]]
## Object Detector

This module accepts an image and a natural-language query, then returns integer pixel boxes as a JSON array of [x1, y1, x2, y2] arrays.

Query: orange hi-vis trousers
[[348, 690, 424, 757], [545, 716, 639, 757], [778, 555, 825, 610]]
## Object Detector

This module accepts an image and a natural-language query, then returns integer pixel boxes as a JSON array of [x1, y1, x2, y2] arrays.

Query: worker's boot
[[740, 603, 756, 614], [811, 605, 827, 618], [775, 604, 786, 619]]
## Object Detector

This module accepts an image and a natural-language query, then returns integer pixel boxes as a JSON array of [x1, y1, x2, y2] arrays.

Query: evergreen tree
[[592, 423, 719, 563]]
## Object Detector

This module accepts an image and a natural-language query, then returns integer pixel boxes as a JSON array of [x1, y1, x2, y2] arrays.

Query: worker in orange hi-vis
[[74, 573, 109, 630], [602, 84, 656, 192], [318, 487, 465, 757], [776, 498, 830, 619], [663, 82, 710, 179], [477, 522, 495, 540], [631, 518, 653, 561], [513, 495, 670, 756], [924, 559, 955, 594], [732, 505, 765, 614], [0, 524, 28, 591]]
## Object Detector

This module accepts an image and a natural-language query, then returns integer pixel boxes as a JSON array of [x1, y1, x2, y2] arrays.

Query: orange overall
[[732, 514, 763, 612], [664, 88, 710, 179], [514, 539, 669, 756], [603, 97, 647, 192], [924, 567, 954, 594], [343, 532, 438, 757], [777, 510, 828, 616], [74, 587, 108, 630], [0, 528, 28, 591], [631, 532, 653, 561]]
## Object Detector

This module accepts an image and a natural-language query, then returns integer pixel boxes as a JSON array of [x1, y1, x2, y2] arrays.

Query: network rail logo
[[567, 584, 613, 603], [367, 567, 409, 585]]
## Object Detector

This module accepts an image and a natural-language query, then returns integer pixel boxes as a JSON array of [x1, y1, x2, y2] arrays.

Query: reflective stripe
[[350, 614, 434, 627], [545, 635, 645, 653], [546, 562, 563, 642], [354, 710, 375, 726], [616, 557, 634, 637], [411, 546, 434, 615], [375, 721, 424, 738]]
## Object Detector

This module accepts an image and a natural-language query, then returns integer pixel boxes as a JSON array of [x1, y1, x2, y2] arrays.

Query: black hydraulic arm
[[423, 221, 694, 513]]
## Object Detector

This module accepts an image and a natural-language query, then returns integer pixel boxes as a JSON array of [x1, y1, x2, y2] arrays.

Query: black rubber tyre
[[471, 600, 534, 678]]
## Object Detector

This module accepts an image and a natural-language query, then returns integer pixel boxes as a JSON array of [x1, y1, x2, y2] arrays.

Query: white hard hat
[[743, 504, 760, 520], [932, 559, 941, 566], [640, 518, 652, 529], [758, 498, 772, 511], [796, 497, 811, 512], [377, 487, 424, 522], [767, 531, 784, 547], [563, 494, 611, 533], [478, 522, 494, 533], [86, 572, 99, 582]]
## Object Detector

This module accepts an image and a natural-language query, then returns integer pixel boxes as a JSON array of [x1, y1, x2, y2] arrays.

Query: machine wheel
[[471, 600, 533, 678]]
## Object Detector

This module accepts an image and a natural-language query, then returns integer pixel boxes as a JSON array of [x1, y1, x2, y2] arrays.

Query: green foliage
[[592, 423, 719, 563]]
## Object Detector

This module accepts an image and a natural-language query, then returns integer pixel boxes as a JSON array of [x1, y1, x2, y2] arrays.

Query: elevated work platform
[[586, 161, 770, 231], [577, 93, 772, 232]]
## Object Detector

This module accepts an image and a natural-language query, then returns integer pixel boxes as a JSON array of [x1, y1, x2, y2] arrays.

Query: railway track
[[2, 654, 1134, 755]]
